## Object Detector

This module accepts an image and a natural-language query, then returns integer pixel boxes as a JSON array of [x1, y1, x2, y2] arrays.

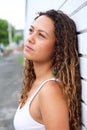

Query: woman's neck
[[33, 61, 54, 81]]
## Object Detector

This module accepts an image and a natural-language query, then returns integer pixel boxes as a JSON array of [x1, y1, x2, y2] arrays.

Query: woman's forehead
[[32, 15, 55, 32]]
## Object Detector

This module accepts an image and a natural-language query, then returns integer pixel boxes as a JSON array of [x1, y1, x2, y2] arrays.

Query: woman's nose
[[27, 33, 35, 44]]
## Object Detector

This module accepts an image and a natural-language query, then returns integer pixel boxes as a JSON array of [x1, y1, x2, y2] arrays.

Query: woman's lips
[[24, 45, 34, 51]]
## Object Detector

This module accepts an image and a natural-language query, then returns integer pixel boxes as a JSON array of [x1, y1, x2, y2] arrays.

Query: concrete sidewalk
[[0, 53, 23, 130]]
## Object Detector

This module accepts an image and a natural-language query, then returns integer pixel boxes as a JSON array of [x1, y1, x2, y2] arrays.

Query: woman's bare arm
[[39, 81, 70, 130]]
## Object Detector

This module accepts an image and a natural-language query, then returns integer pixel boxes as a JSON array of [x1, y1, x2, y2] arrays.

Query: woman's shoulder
[[39, 79, 66, 102]]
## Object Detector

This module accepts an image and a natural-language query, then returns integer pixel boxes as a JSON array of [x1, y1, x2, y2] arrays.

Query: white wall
[[25, 0, 87, 129]]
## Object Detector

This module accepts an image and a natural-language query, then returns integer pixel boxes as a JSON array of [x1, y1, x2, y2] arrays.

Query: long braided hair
[[19, 10, 81, 130]]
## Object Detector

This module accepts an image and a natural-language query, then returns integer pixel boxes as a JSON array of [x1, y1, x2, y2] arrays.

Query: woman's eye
[[29, 28, 33, 34], [39, 33, 45, 38]]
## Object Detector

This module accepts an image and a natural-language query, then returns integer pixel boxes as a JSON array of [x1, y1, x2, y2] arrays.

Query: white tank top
[[14, 78, 57, 130]]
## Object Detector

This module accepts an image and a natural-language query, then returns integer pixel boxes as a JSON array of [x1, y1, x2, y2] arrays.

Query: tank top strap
[[29, 78, 57, 104]]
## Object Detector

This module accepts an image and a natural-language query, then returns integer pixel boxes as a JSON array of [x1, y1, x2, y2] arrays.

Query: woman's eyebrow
[[30, 25, 34, 29], [30, 25, 49, 36], [38, 29, 49, 36]]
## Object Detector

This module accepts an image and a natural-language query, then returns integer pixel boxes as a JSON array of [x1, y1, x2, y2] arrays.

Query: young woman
[[14, 9, 81, 130]]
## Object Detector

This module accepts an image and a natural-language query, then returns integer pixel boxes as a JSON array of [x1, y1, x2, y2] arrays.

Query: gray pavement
[[0, 53, 23, 130]]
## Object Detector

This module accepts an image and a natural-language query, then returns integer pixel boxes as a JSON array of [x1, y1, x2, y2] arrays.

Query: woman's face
[[24, 15, 56, 64]]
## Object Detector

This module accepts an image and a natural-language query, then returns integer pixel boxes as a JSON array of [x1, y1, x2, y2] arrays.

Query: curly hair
[[19, 9, 81, 130]]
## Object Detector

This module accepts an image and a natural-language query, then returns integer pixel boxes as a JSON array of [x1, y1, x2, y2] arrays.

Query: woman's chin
[[23, 49, 32, 59], [23, 51, 30, 60]]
